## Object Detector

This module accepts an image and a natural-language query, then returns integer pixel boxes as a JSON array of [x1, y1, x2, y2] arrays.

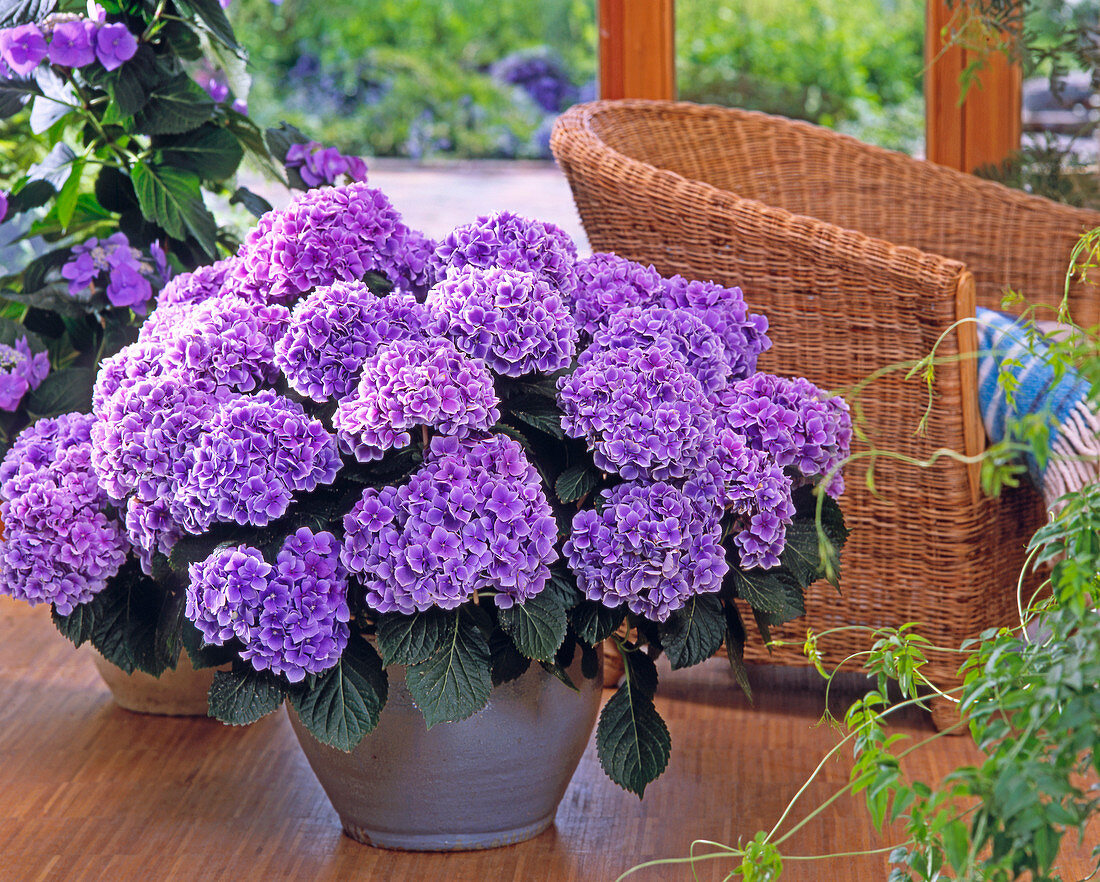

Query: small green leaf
[[723, 600, 753, 700], [55, 156, 84, 229], [23, 366, 95, 419], [176, 0, 239, 50], [289, 633, 388, 751], [159, 123, 244, 182], [659, 594, 725, 669], [181, 619, 239, 670], [229, 186, 273, 219], [132, 74, 215, 136], [731, 565, 806, 627], [405, 608, 492, 728], [375, 608, 452, 667], [497, 589, 568, 662], [209, 666, 286, 725], [570, 600, 624, 645], [554, 462, 600, 504], [505, 394, 565, 438], [131, 160, 217, 256], [595, 652, 671, 797]]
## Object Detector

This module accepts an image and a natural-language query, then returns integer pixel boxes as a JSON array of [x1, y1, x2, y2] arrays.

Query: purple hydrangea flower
[[242, 528, 350, 681], [0, 337, 49, 411], [176, 390, 342, 533], [94, 22, 136, 71], [710, 431, 795, 569], [186, 545, 270, 645], [333, 337, 501, 461], [658, 275, 771, 380], [433, 211, 579, 298], [0, 413, 130, 615], [557, 344, 714, 480], [186, 530, 350, 682], [0, 24, 48, 76], [581, 305, 728, 394], [565, 480, 727, 622], [156, 259, 235, 307], [224, 183, 426, 304], [427, 267, 577, 377], [160, 295, 290, 393], [715, 373, 852, 496], [61, 233, 156, 310], [195, 70, 228, 103], [105, 260, 152, 310], [275, 282, 431, 402], [569, 252, 663, 340], [285, 141, 369, 188], [47, 19, 96, 68], [342, 433, 558, 614]]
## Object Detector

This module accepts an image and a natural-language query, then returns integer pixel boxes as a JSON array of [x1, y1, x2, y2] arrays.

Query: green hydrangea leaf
[[570, 600, 624, 645], [375, 608, 452, 667], [489, 628, 530, 686], [497, 588, 568, 662], [405, 608, 491, 728], [595, 650, 670, 796], [659, 594, 725, 669], [208, 665, 286, 725], [288, 633, 388, 751], [132, 74, 215, 136], [554, 462, 600, 504]]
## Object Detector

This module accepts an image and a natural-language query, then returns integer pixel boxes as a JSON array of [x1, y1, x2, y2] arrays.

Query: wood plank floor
[[1, 597, 1096, 881]]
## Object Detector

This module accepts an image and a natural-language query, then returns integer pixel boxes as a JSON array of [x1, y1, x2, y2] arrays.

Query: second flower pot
[[91, 650, 216, 716]]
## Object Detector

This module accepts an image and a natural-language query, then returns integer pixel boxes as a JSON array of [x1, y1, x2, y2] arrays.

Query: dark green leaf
[[132, 74, 215, 136], [539, 658, 578, 691], [555, 462, 600, 504], [620, 645, 659, 699], [596, 656, 671, 796], [731, 565, 806, 627], [546, 570, 582, 610], [182, 620, 239, 669], [375, 608, 452, 667], [5, 179, 54, 214], [95, 166, 138, 214], [153, 586, 187, 672], [161, 19, 203, 59], [570, 600, 624, 645], [489, 628, 530, 686], [264, 121, 311, 163], [176, 0, 239, 49], [159, 123, 244, 181], [505, 394, 564, 438], [24, 366, 95, 419], [131, 160, 217, 256], [497, 589, 568, 662], [51, 601, 96, 646], [723, 600, 753, 700], [209, 666, 286, 725], [103, 45, 163, 117], [580, 641, 600, 680], [405, 608, 492, 728], [659, 594, 725, 670], [229, 186, 273, 219], [289, 633, 388, 751], [0, 318, 45, 353]]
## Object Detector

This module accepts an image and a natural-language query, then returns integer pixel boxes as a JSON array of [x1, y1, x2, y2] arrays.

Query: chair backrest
[[583, 101, 1100, 326]]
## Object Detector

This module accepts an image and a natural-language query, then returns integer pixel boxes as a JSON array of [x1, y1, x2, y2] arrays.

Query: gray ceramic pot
[[288, 647, 603, 851]]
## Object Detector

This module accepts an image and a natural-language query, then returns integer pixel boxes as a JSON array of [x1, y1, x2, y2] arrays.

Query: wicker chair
[[551, 100, 1100, 726]]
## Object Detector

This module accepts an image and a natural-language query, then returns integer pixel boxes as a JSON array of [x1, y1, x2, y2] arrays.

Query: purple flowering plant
[[0, 0, 367, 461], [7, 180, 849, 797]]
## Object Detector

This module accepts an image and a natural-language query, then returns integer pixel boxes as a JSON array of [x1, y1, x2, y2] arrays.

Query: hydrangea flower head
[[176, 390, 341, 533], [0, 413, 130, 615], [427, 267, 577, 377], [433, 211, 578, 298], [332, 337, 500, 461], [558, 344, 714, 480], [224, 182, 426, 304], [157, 258, 235, 307], [565, 480, 727, 622], [275, 282, 431, 401], [570, 252, 663, 340], [659, 275, 771, 380], [61, 233, 156, 310], [186, 544, 271, 645], [342, 433, 558, 614], [0, 337, 49, 411], [582, 305, 728, 394], [715, 373, 852, 495]]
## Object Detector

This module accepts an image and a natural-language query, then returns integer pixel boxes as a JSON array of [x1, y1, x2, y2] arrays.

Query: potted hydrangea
[[78, 179, 850, 848]]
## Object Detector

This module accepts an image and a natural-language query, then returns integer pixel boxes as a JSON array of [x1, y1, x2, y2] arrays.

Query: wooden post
[[598, 0, 676, 100], [926, 1, 1022, 172]]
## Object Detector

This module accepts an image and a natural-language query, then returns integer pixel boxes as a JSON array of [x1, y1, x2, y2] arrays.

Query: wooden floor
[[1, 597, 1096, 882]]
